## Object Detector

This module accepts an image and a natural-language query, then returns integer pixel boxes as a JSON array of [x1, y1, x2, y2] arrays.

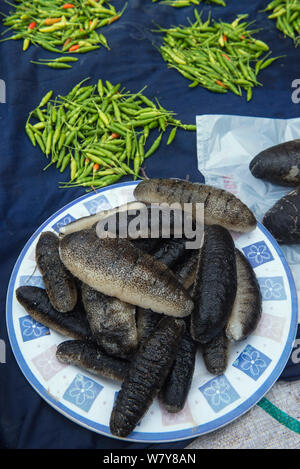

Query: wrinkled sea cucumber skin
[[263, 186, 300, 244], [59, 229, 193, 317], [56, 340, 129, 381], [250, 140, 300, 187], [16, 286, 91, 340], [226, 249, 262, 342], [109, 316, 185, 437], [191, 225, 237, 344], [134, 178, 256, 233], [159, 317, 197, 412], [36, 231, 78, 313]]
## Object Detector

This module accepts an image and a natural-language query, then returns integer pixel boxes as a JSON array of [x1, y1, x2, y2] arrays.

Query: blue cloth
[[0, 0, 299, 449]]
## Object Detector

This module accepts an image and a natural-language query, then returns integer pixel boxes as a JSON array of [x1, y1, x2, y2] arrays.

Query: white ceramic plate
[[6, 181, 298, 443]]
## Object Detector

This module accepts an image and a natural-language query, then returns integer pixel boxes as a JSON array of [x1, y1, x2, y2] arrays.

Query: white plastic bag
[[196, 114, 300, 321]]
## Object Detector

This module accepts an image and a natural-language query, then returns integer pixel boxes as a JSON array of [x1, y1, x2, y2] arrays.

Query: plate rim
[[6, 181, 299, 443]]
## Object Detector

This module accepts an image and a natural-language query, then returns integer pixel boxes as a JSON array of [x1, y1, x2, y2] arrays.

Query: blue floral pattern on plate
[[233, 344, 272, 381], [63, 373, 103, 412], [258, 277, 287, 301], [83, 195, 111, 215], [52, 214, 76, 233], [199, 375, 240, 413], [19, 315, 50, 342], [242, 241, 274, 268]]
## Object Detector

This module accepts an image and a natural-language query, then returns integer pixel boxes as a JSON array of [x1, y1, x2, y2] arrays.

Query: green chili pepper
[[97, 79, 104, 98], [25, 124, 36, 147], [45, 130, 54, 157], [35, 133, 46, 153], [33, 122, 46, 131], [144, 133, 163, 159], [38, 90, 53, 108], [52, 125, 61, 153], [246, 86, 253, 102], [70, 157, 77, 181], [56, 147, 66, 169], [182, 124, 197, 131], [167, 126, 178, 145], [133, 153, 141, 181], [60, 153, 71, 173]]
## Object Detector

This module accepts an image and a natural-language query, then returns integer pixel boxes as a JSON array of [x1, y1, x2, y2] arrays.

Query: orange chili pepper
[[93, 163, 100, 171], [216, 80, 226, 87], [63, 38, 72, 48], [63, 3, 75, 8], [222, 53, 230, 61], [28, 22, 37, 30], [69, 44, 80, 52], [111, 132, 120, 139], [241, 35, 246, 40], [44, 18, 62, 25], [223, 34, 227, 42], [108, 15, 120, 25]]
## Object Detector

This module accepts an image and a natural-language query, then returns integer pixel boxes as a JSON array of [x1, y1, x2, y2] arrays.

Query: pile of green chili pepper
[[152, 0, 226, 7], [155, 11, 281, 100], [264, 0, 300, 42], [25, 78, 196, 190], [0, 0, 126, 58]]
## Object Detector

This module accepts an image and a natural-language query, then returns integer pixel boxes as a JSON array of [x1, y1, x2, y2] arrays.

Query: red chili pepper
[[222, 53, 230, 61], [241, 35, 246, 40], [63, 3, 75, 9], [69, 44, 80, 52], [111, 133, 120, 139], [28, 21, 37, 30], [223, 34, 227, 42]]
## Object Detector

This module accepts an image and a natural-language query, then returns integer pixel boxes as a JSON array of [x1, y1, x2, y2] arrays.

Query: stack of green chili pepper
[[264, 0, 300, 42], [152, 0, 226, 7], [155, 11, 281, 100], [0, 0, 126, 60], [25, 78, 196, 190]]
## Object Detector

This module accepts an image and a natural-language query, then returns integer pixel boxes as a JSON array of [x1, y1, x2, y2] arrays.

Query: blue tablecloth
[[0, 0, 299, 449]]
